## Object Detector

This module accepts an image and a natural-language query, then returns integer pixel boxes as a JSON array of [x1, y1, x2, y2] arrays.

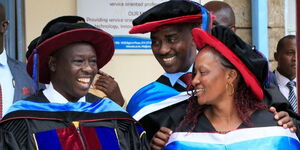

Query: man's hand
[[150, 127, 173, 150], [270, 106, 296, 132], [93, 71, 125, 106]]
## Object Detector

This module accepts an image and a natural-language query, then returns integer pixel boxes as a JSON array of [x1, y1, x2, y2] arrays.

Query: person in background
[[204, 1, 236, 31], [163, 25, 300, 150], [25, 16, 125, 106], [0, 3, 38, 118], [271, 35, 300, 137], [273, 35, 297, 112], [0, 17, 149, 150]]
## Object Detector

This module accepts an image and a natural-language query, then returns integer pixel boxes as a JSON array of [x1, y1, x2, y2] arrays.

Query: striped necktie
[[286, 81, 297, 113], [179, 73, 192, 89]]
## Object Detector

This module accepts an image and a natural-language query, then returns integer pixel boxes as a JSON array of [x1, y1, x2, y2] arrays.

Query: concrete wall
[[225, 0, 252, 44], [268, 0, 285, 70], [24, 0, 286, 102]]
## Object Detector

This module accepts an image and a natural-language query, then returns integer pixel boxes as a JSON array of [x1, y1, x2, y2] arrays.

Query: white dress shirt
[[43, 82, 86, 103], [0, 49, 14, 116], [275, 70, 297, 100], [163, 65, 193, 88]]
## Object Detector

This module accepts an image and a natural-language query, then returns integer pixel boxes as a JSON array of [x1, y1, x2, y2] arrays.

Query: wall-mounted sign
[[77, 0, 165, 53], [77, 0, 200, 54]]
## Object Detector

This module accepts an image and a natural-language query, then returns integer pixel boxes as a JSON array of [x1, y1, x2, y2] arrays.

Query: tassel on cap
[[191, 1, 211, 31], [32, 49, 39, 93], [252, 45, 270, 88]]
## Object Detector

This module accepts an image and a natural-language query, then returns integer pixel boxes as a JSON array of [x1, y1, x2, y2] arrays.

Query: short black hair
[[0, 3, 6, 22], [204, 1, 235, 26], [276, 35, 296, 52]]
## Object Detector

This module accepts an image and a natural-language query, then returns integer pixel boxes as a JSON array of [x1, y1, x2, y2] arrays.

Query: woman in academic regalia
[[155, 26, 300, 150]]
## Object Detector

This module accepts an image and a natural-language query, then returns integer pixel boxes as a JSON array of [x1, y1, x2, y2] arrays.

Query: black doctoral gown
[[0, 91, 150, 150]]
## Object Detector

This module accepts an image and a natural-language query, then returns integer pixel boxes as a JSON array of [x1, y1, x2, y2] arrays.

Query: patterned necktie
[[179, 73, 193, 89], [0, 84, 2, 117], [286, 81, 298, 113]]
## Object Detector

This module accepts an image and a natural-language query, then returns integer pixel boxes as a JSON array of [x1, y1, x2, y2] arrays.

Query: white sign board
[[77, 0, 201, 54]]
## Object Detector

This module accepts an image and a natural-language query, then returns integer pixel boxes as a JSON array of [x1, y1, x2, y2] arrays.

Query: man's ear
[[274, 52, 278, 61], [0, 20, 8, 33], [48, 56, 57, 72]]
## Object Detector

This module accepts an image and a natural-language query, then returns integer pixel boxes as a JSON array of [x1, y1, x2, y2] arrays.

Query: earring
[[226, 82, 235, 96]]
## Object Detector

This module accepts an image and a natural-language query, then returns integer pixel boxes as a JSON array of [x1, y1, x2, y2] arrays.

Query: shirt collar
[[0, 49, 8, 66], [163, 64, 193, 86], [275, 70, 296, 86], [43, 82, 86, 103]]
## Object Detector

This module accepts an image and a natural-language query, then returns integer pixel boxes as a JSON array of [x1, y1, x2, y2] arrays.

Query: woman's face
[[192, 47, 232, 105]]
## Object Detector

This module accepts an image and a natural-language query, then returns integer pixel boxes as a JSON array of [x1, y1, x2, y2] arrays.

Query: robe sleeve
[[0, 129, 21, 150], [116, 119, 150, 150]]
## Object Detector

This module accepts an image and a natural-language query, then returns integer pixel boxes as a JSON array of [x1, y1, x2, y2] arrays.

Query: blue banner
[[114, 36, 151, 50]]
